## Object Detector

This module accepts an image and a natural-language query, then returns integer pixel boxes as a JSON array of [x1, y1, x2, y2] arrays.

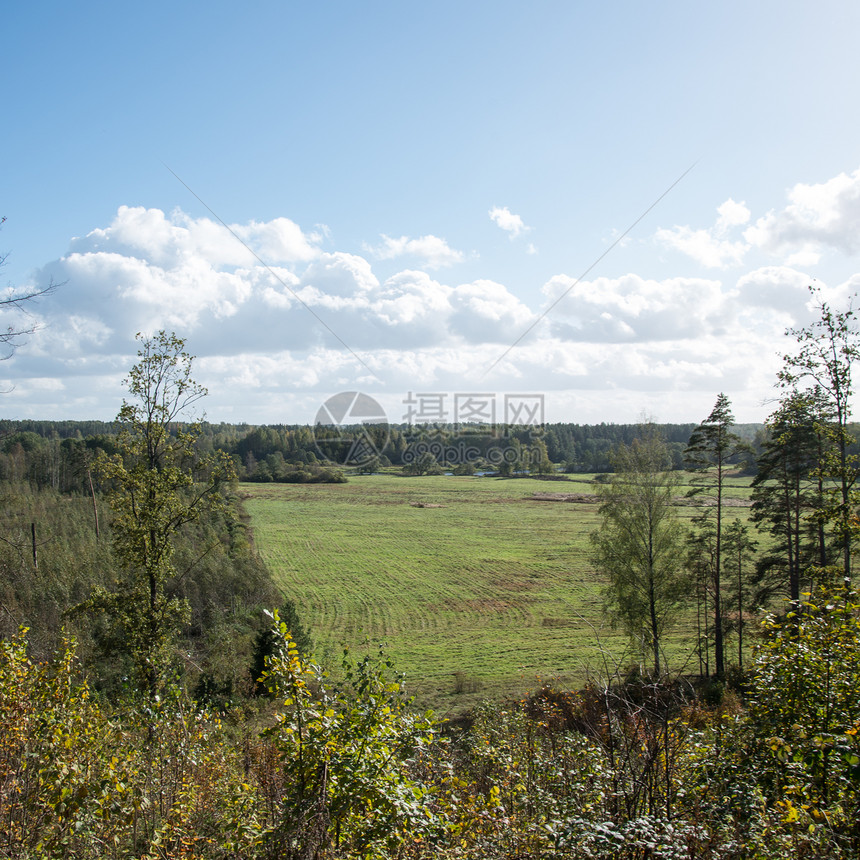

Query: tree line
[[0, 417, 771, 486]]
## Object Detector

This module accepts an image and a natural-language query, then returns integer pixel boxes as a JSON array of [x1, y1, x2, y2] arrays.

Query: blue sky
[[4, 1, 860, 425]]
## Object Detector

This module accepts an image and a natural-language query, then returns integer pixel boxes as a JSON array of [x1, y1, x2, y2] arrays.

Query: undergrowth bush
[[2, 593, 860, 859]]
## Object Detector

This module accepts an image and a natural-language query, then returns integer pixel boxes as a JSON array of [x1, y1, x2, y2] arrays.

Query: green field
[[243, 474, 752, 715]]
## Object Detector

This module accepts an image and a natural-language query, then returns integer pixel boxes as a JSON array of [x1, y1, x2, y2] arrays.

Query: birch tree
[[591, 430, 688, 676]]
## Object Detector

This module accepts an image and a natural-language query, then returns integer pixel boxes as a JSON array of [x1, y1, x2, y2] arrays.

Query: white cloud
[[656, 198, 750, 268], [299, 252, 380, 297], [489, 206, 529, 239], [715, 198, 751, 233], [11, 190, 860, 425], [734, 266, 812, 318], [784, 245, 822, 267], [27, 208, 542, 366], [541, 273, 730, 341], [450, 279, 535, 344], [364, 234, 464, 269], [371, 271, 452, 326], [744, 167, 860, 258], [60, 249, 252, 332], [72, 205, 323, 269], [232, 217, 323, 263], [655, 226, 749, 268], [657, 167, 860, 269]]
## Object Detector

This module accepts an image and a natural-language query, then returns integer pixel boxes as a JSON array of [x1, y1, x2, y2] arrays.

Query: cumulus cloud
[[449, 279, 536, 344], [656, 167, 860, 269], [299, 252, 380, 298], [232, 217, 324, 263], [73, 205, 322, 268], [364, 234, 464, 269], [715, 199, 751, 232], [371, 271, 451, 326], [11, 183, 860, 426], [489, 206, 529, 239], [541, 273, 731, 342], [744, 167, 860, 258], [57, 249, 253, 333], [656, 198, 750, 268], [655, 226, 749, 268], [21, 206, 541, 365], [734, 266, 812, 316]]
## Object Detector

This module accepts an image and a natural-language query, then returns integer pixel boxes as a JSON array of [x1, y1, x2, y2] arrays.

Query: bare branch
[[0, 217, 62, 359]]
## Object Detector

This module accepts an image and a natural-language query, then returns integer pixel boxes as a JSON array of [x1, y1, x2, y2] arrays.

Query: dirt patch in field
[[410, 502, 446, 508], [435, 596, 522, 613], [463, 597, 514, 612], [541, 617, 576, 627], [528, 492, 600, 503], [491, 577, 541, 595]]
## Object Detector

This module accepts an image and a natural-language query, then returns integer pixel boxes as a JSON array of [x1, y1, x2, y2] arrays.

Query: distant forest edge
[[0, 418, 777, 486]]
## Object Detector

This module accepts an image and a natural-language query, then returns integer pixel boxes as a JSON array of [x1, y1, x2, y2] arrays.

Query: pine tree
[[779, 286, 860, 591], [685, 394, 746, 677], [722, 521, 757, 670], [751, 390, 831, 606]]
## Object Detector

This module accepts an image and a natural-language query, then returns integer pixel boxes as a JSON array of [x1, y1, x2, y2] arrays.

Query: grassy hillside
[[243, 473, 753, 714]]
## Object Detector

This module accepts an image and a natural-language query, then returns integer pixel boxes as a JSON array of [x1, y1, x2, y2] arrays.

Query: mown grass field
[[242, 474, 753, 715]]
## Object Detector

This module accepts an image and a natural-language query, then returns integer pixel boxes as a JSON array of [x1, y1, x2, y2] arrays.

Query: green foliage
[[686, 393, 747, 677], [0, 476, 281, 698], [81, 331, 235, 697], [0, 417, 764, 483], [250, 598, 313, 696], [402, 452, 444, 476], [722, 520, 757, 670], [748, 587, 860, 832], [452, 461, 476, 476], [0, 630, 264, 859], [779, 286, 860, 590], [527, 437, 554, 476], [3, 618, 860, 858], [247, 459, 347, 483], [357, 456, 381, 475], [0, 483, 113, 656], [751, 390, 831, 605], [591, 431, 689, 675], [260, 611, 437, 857]]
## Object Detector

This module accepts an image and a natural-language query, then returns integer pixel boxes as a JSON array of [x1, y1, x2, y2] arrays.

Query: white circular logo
[[313, 391, 389, 466]]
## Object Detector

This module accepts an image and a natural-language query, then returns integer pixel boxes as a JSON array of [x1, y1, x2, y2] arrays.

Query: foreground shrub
[[0, 630, 258, 859], [4, 603, 860, 859], [258, 611, 438, 858]]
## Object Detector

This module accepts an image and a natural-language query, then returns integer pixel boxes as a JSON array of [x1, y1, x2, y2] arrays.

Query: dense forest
[[0, 416, 766, 484], [2, 289, 860, 858]]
